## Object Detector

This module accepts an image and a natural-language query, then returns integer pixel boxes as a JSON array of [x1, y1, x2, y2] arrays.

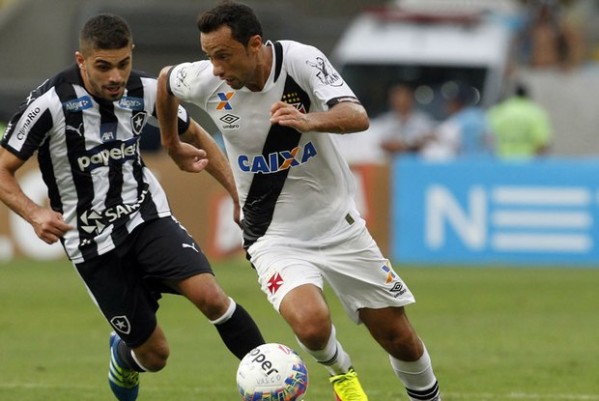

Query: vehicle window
[[341, 63, 487, 120]]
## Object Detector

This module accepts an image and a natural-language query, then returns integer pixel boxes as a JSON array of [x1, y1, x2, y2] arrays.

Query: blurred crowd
[[338, 79, 552, 163], [338, 0, 596, 164], [0, 0, 595, 157], [516, 0, 587, 71]]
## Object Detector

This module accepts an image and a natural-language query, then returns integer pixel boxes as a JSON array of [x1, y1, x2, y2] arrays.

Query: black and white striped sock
[[406, 380, 441, 401]]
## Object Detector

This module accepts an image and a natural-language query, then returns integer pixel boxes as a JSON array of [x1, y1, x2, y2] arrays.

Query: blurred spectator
[[487, 82, 552, 159], [377, 84, 436, 157], [519, 0, 585, 70], [422, 82, 492, 160], [0, 121, 6, 137], [335, 83, 434, 165]]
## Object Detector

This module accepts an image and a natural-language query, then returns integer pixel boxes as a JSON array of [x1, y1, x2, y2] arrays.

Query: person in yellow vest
[[488, 83, 552, 159]]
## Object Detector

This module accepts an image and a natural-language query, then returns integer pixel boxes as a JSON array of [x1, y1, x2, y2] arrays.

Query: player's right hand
[[167, 142, 209, 173], [31, 208, 74, 244]]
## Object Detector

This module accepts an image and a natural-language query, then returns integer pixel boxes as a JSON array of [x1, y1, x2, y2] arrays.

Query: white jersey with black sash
[[167, 40, 364, 249], [1, 65, 190, 263]]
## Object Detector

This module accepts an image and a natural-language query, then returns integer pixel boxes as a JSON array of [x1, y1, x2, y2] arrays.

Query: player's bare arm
[[182, 121, 242, 225], [157, 66, 241, 225], [269, 100, 369, 134], [156, 66, 209, 173], [0, 148, 73, 244]]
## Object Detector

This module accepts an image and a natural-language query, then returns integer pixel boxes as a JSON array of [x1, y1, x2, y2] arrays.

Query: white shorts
[[247, 215, 415, 324]]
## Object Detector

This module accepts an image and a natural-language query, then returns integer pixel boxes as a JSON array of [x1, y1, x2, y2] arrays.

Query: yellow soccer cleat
[[329, 368, 368, 401]]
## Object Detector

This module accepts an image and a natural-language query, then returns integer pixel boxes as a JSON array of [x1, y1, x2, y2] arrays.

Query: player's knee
[[180, 276, 230, 320], [293, 320, 331, 350], [194, 291, 230, 321], [284, 307, 331, 350], [137, 343, 170, 372]]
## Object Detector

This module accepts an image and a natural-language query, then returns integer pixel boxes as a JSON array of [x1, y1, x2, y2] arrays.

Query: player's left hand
[[167, 142, 209, 173], [270, 101, 310, 132]]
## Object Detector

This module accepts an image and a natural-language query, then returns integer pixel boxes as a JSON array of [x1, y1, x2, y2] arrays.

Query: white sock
[[389, 343, 440, 400], [130, 350, 149, 372], [209, 297, 236, 325], [296, 325, 352, 375]]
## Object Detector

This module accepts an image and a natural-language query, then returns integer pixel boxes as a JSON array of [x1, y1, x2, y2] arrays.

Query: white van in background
[[331, 0, 520, 120]]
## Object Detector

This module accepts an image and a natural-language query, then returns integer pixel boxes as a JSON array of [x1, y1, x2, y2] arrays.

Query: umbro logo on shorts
[[390, 282, 407, 297]]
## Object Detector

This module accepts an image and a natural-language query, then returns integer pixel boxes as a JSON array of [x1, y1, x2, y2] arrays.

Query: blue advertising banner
[[392, 156, 599, 265]]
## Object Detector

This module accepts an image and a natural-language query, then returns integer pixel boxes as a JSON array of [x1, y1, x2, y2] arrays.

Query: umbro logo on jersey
[[63, 96, 93, 112], [219, 113, 240, 130], [220, 114, 239, 124], [216, 92, 234, 110]]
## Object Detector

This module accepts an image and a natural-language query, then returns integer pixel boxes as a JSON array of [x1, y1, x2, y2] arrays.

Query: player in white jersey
[[0, 14, 265, 401], [155, 2, 442, 401]]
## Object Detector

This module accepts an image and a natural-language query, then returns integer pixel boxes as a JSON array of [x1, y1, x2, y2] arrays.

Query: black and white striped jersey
[[1, 65, 190, 263]]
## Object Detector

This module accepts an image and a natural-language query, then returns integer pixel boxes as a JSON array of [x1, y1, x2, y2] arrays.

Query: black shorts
[[74, 216, 213, 347]]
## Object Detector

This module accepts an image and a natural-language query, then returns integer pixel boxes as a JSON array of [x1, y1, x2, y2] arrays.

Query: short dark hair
[[197, 1, 263, 46], [79, 14, 132, 53]]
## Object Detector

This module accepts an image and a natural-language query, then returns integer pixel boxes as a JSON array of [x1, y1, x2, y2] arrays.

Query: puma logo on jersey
[[66, 122, 84, 137], [237, 141, 317, 174], [182, 243, 199, 252]]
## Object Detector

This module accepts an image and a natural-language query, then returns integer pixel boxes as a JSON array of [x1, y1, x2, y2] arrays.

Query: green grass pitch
[[1, 257, 598, 401]]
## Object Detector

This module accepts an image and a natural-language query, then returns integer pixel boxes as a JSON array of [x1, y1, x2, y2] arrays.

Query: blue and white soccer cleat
[[108, 332, 139, 401]]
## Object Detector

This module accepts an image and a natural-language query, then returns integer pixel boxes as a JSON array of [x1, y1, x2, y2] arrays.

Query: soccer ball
[[236, 343, 309, 401]]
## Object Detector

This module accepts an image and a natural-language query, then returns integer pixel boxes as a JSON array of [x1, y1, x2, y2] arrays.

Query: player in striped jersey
[[156, 2, 442, 401], [0, 14, 264, 401]]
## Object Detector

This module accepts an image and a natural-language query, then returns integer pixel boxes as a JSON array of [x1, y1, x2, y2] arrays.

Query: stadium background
[[0, 0, 393, 262], [1, 2, 599, 400], [3, 0, 599, 265]]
